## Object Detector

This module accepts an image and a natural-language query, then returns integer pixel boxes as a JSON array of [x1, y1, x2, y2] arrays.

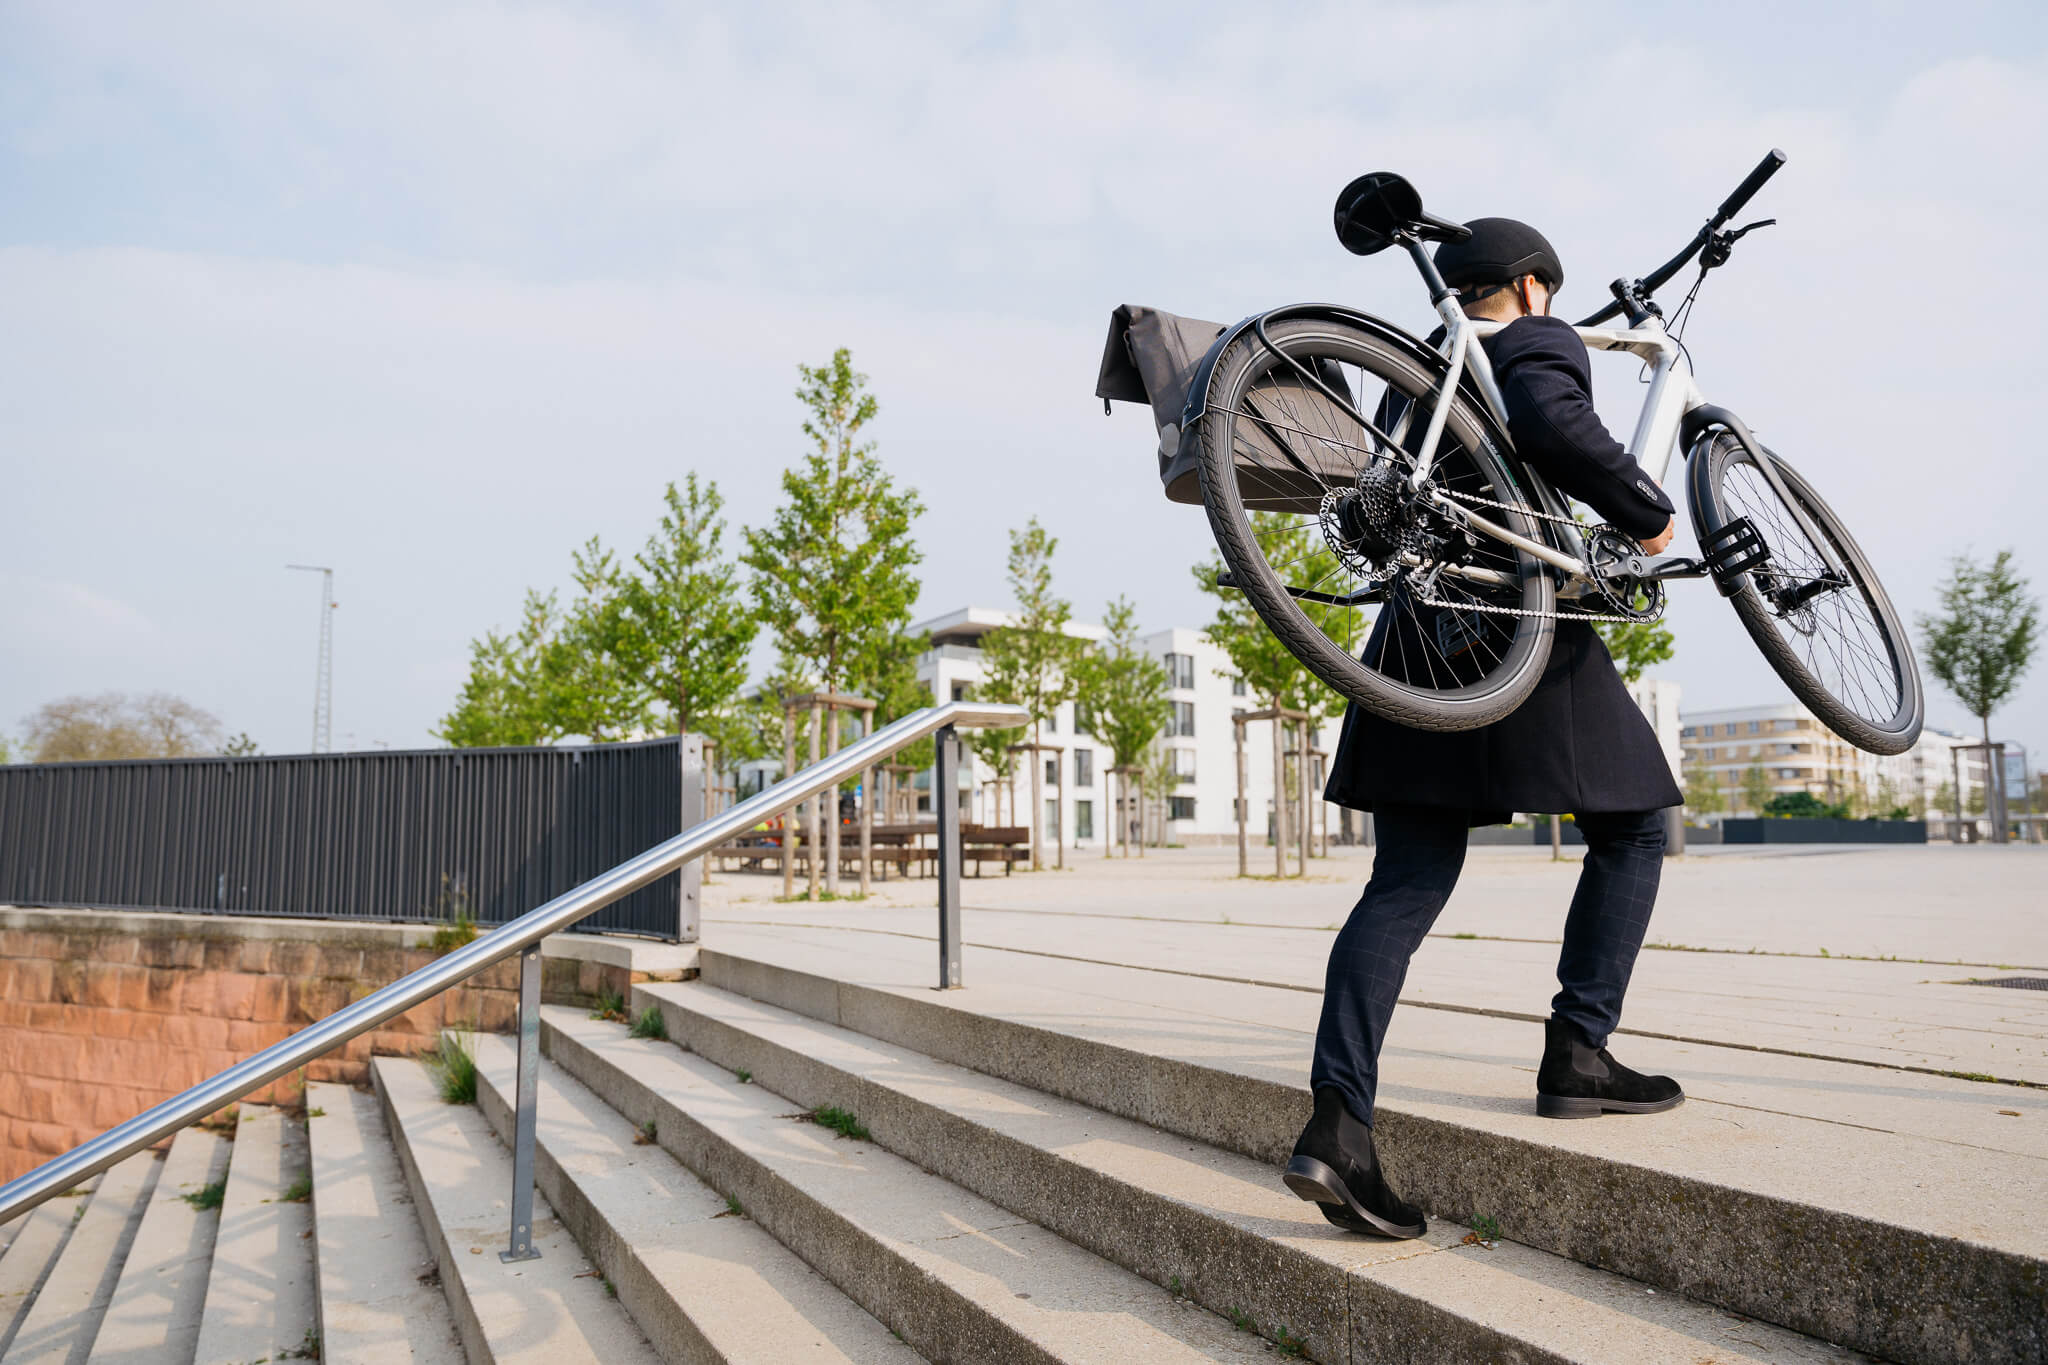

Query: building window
[[1046, 708, 1057, 733], [1045, 756, 1059, 787], [950, 682, 969, 701], [1774, 718, 1798, 731], [1075, 748, 1093, 786], [1046, 798, 1059, 830], [1168, 796, 1197, 821], [1075, 800, 1094, 840], [1166, 652, 1196, 690], [1170, 748, 1197, 782], [1171, 701, 1196, 737], [1231, 676, 1247, 697], [1074, 702, 1095, 734], [1747, 721, 1760, 734]]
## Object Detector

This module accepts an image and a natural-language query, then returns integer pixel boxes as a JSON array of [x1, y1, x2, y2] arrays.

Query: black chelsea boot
[[1536, 1015, 1684, 1118], [1283, 1088, 1427, 1238]]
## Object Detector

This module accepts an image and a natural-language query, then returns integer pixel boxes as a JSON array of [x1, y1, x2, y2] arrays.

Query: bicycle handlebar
[[1574, 149, 1786, 327]]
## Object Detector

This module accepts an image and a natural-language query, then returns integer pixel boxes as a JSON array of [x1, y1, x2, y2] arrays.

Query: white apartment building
[[913, 606, 1329, 848], [1679, 701, 1980, 816]]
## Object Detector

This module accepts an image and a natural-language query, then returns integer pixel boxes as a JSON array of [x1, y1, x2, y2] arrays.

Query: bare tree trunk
[[1271, 711, 1286, 878], [807, 705, 821, 901], [1234, 719, 1248, 878]]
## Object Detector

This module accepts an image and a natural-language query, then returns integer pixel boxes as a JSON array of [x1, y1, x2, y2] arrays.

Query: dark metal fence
[[0, 739, 685, 938]]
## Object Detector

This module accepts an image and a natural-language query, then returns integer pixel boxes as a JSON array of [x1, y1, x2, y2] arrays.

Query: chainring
[[1586, 527, 1666, 623]]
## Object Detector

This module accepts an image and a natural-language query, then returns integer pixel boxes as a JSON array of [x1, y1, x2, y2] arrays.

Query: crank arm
[[1630, 553, 1711, 581]]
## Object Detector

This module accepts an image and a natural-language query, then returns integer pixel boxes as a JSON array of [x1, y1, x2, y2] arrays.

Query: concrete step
[[466, 1032, 925, 1364], [2, 1149, 159, 1363], [305, 1081, 466, 1365], [89, 1125, 230, 1364], [694, 932, 2046, 1365], [372, 1052, 658, 1365], [638, 978, 1872, 1365], [0, 1186, 91, 1354], [0, 1186, 89, 1358], [537, 1006, 1276, 1365], [192, 1103, 318, 1365]]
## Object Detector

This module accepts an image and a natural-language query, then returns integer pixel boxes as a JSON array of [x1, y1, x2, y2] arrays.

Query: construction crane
[[286, 565, 336, 753]]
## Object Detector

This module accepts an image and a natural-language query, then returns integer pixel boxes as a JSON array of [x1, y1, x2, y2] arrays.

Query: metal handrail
[[0, 701, 1028, 1229]]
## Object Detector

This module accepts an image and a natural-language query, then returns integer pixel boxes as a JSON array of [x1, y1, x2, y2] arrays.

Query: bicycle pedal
[[1699, 516, 1767, 596]]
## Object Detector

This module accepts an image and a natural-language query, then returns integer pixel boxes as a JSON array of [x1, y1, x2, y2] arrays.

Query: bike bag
[[1096, 304, 1366, 512], [1095, 304, 1227, 505]]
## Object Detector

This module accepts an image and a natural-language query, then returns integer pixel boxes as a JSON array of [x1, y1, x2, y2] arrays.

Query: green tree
[[1765, 791, 1844, 819], [0, 733, 13, 764], [1918, 550, 2039, 756], [1740, 762, 1774, 816], [222, 733, 261, 757], [1140, 737, 1180, 847], [1192, 514, 1355, 722], [614, 476, 757, 751], [438, 591, 568, 746], [743, 349, 924, 698], [980, 519, 1086, 868], [1075, 597, 1171, 856], [548, 537, 645, 743], [1682, 762, 1726, 816]]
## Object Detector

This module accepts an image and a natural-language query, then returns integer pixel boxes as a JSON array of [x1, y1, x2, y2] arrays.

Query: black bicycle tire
[[1195, 316, 1555, 732], [1689, 434, 1924, 755]]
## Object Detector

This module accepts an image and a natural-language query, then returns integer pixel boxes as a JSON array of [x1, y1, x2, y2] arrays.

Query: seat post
[[1401, 232, 1457, 305]]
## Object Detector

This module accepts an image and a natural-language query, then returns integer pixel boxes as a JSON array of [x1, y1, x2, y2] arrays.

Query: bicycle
[[1106, 150, 1922, 755]]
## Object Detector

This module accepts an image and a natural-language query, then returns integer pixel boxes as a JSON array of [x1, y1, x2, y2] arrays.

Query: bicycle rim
[[1703, 437, 1922, 753], [1196, 317, 1554, 730]]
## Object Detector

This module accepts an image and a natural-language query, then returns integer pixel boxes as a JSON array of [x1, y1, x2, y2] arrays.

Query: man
[[1283, 218, 1685, 1240]]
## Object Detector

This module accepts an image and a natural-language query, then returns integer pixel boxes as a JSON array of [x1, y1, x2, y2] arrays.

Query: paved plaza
[[705, 839, 2048, 1113]]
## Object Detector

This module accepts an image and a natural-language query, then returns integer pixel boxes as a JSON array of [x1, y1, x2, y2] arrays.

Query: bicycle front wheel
[[1690, 434, 1923, 755], [1195, 315, 1554, 732]]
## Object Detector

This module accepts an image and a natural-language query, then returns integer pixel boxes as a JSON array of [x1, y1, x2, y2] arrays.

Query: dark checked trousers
[[1311, 804, 1666, 1126]]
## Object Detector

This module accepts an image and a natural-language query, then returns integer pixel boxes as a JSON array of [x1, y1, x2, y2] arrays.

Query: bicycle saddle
[[1334, 172, 1472, 256]]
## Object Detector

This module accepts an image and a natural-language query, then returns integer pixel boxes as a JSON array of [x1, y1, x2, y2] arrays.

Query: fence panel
[[0, 739, 684, 938]]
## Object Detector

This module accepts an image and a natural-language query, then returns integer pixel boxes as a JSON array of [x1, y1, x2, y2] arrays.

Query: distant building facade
[[1678, 701, 1981, 816]]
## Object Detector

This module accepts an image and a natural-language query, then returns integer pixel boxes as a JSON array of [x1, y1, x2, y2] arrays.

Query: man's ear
[[1521, 276, 1549, 317]]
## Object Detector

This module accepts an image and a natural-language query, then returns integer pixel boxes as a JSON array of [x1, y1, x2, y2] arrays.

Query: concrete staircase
[[0, 1095, 467, 1365], [5, 934, 2039, 1363]]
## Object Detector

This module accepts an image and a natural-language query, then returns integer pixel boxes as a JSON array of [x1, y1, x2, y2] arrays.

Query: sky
[[2, 1, 2044, 763]]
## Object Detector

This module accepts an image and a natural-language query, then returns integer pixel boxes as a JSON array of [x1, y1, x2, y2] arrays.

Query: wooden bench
[[959, 824, 1030, 876]]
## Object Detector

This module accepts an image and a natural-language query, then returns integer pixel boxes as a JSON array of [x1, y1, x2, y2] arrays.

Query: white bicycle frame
[[1392, 287, 1848, 603]]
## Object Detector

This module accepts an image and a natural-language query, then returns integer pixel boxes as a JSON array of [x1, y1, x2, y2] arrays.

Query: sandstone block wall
[[0, 906, 662, 1183]]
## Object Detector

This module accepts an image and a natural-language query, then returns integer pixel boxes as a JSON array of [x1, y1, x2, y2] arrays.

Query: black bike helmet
[[1432, 217, 1564, 294]]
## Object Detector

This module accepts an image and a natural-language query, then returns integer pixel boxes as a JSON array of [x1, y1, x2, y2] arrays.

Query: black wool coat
[[1325, 315, 1683, 823]]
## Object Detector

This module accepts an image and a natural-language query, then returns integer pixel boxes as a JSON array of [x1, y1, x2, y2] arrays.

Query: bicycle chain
[[1405, 489, 1662, 625]]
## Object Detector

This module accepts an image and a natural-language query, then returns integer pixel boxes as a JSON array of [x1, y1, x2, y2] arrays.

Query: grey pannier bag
[[1095, 304, 1368, 513]]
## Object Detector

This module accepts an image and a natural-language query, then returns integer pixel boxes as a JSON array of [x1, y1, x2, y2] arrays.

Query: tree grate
[[1964, 977, 2048, 991]]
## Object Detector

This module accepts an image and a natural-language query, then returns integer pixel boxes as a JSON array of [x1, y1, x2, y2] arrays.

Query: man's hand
[[1642, 516, 1677, 555]]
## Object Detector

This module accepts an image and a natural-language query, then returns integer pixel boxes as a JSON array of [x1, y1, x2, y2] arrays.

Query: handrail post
[[936, 724, 962, 989], [500, 942, 543, 1262]]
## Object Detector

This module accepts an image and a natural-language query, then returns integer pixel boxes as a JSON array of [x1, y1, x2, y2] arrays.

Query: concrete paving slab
[[3, 1149, 158, 1364], [642, 977, 1868, 1365], [684, 927, 2048, 1365], [709, 842, 2048, 967], [372, 1054, 659, 1365], [89, 1125, 229, 1364], [305, 1081, 465, 1365], [709, 899, 2048, 1084], [192, 1103, 317, 1365], [540, 1007, 1274, 1364], [467, 1031, 923, 1364]]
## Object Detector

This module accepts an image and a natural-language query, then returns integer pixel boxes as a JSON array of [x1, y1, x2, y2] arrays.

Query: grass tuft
[[1276, 1324, 1308, 1357], [180, 1180, 226, 1211], [805, 1105, 871, 1141], [629, 1004, 668, 1040], [282, 1175, 312, 1203], [429, 1031, 478, 1105], [589, 988, 628, 1022], [732, 1067, 752, 1084], [633, 1119, 657, 1146], [1227, 1306, 1256, 1333]]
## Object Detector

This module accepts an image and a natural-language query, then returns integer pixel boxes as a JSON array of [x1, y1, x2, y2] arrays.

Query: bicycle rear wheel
[[1689, 434, 1923, 755], [1195, 315, 1554, 731]]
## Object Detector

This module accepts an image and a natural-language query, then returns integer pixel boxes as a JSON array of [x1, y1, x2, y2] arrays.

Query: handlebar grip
[[1716, 149, 1786, 223]]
